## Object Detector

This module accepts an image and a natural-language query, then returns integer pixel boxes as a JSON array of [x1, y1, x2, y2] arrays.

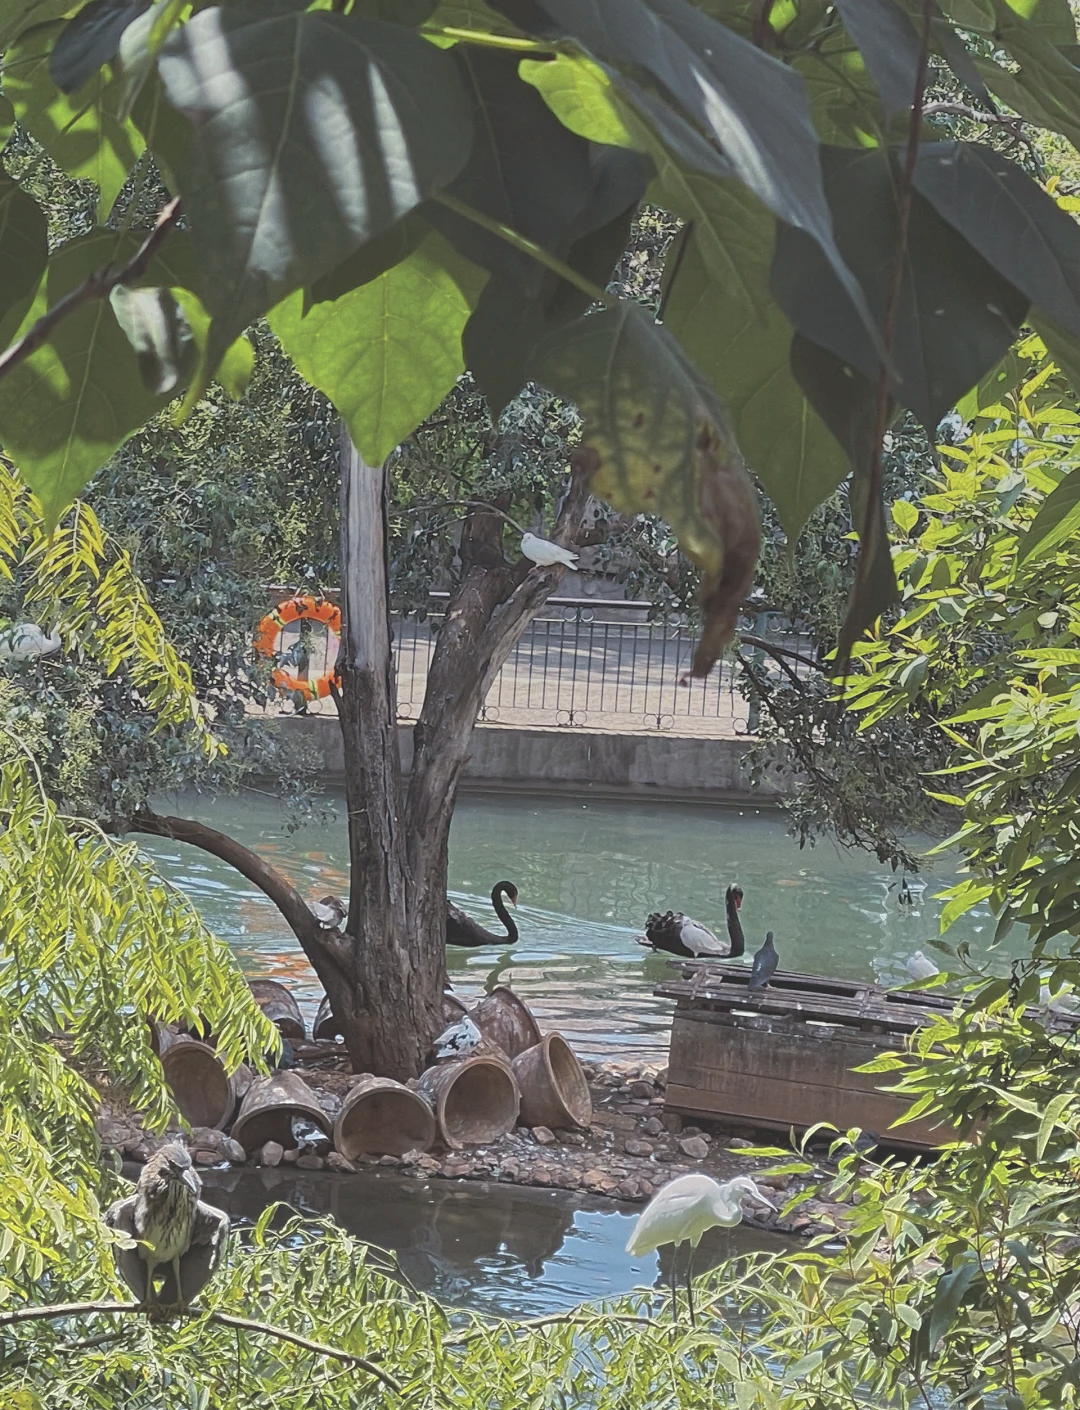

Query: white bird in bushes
[[520, 533, 578, 569], [0, 622, 61, 661], [626, 1173, 777, 1324]]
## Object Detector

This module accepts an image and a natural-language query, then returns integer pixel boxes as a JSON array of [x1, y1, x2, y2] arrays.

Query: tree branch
[[0, 197, 182, 385], [0, 1300, 399, 1391]]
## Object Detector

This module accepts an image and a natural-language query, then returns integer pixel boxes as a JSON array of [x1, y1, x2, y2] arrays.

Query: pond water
[[140, 788, 996, 1062], [195, 1165, 791, 1318]]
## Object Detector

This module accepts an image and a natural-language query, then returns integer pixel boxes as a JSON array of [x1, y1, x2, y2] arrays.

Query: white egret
[[906, 950, 939, 981], [626, 1173, 776, 1323], [520, 532, 578, 569], [0, 622, 61, 661]]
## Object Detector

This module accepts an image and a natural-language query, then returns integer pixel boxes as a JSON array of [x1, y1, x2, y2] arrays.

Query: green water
[[139, 789, 993, 1061]]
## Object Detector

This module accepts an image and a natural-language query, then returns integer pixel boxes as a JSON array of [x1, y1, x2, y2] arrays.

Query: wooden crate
[[656, 962, 990, 1151]]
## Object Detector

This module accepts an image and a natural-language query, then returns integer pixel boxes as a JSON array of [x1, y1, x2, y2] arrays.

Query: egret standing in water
[[626, 1173, 776, 1323]]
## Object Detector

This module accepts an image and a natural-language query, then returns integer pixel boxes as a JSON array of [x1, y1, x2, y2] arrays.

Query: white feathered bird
[[906, 950, 939, 981], [430, 1014, 481, 1061], [520, 532, 578, 569], [626, 1173, 776, 1323], [0, 622, 61, 661], [309, 895, 347, 930]]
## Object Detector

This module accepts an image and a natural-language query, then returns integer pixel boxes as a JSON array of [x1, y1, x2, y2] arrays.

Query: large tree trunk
[[130, 441, 591, 1081]]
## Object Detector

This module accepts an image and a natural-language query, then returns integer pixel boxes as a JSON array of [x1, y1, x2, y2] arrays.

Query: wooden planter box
[[657, 962, 963, 1151]]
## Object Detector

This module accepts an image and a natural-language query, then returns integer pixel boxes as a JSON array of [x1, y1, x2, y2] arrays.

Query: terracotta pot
[[248, 979, 306, 1041], [230, 1070, 331, 1153], [470, 987, 541, 1061], [159, 1035, 243, 1131], [313, 994, 343, 1041], [418, 1056, 520, 1150], [334, 1075, 436, 1159], [511, 1033, 592, 1130], [442, 992, 468, 1024]]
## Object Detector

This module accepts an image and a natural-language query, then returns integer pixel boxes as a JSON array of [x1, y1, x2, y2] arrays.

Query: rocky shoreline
[[97, 1050, 856, 1239]]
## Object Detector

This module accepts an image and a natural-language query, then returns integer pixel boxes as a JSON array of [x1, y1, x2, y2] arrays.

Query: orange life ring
[[254, 596, 341, 701]]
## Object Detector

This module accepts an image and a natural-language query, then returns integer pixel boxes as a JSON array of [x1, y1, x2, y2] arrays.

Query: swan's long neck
[[726, 892, 745, 957], [491, 885, 518, 942]]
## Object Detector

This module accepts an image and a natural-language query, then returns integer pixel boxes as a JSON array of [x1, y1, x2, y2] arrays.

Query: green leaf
[[1035, 1090, 1074, 1158], [269, 229, 486, 465], [928, 1259, 980, 1350], [892, 498, 919, 532], [914, 143, 1080, 344], [0, 0, 79, 51], [1031, 309, 1080, 401], [1018, 466, 1080, 564], [773, 146, 1029, 431], [0, 228, 200, 523], [49, 0, 150, 93], [834, 0, 922, 115], [789, 335, 899, 656], [979, 17, 1080, 150], [108, 284, 194, 395], [171, 290, 253, 402], [499, 0, 878, 349], [534, 302, 761, 674], [0, 172, 48, 328], [156, 4, 474, 379], [1, 19, 146, 218]]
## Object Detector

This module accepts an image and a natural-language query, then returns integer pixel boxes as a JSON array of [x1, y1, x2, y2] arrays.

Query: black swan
[[749, 932, 778, 991], [638, 884, 746, 959], [446, 881, 519, 947]]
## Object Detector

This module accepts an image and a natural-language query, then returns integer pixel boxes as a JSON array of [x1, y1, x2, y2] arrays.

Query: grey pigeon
[[748, 932, 778, 992]]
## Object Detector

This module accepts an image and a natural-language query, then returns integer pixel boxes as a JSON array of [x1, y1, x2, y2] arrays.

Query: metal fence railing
[[258, 591, 816, 738]]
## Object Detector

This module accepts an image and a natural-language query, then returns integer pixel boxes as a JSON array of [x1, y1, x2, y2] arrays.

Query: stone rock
[[758, 1173, 791, 1192], [222, 1138, 247, 1164], [190, 1126, 224, 1151], [615, 1178, 640, 1200], [678, 1136, 709, 1160], [662, 1113, 683, 1134], [682, 1126, 708, 1140], [378, 1154, 398, 1166], [317, 1092, 343, 1120], [655, 1067, 668, 1088], [581, 1169, 608, 1192], [400, 1148, 423, 1166], [327, 1151, 357, 1173], [442, 1159, 472, 1178], [193, 1149, 220, 1167], [655, 1150, 678, 1163], [531, 1126, 556, 1146], [642, 1116, 664, 1137], [556, 1129, 586, 1146], [637, 1178, 656, 1198], [296, 1152, 325, 1171], [531, 1166, 552, 1186], [727, 1137, 754, 1149], [417, 1154, 440, 1173], [283, 1148, 300, 1164], [629, 1081, 654, 1100], [499, 1158, 522, 1179], [623, 1138, 653, 1157]]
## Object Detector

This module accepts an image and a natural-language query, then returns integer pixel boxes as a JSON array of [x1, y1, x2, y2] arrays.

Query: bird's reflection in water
[[196, 1167, 788, 1319]]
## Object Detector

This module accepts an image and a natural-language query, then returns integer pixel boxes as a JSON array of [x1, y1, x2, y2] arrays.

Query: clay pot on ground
[[511, 1033, 592, 1131], [418, 1055, 520, 1150], [470, 987, 541, 1061], [230, 1070, 332, 1153], [313, 994, 343, 1041], [248, 979, 306, 1041], [159, 1032, 247, 1131], [334, 1076, 436, 1159]]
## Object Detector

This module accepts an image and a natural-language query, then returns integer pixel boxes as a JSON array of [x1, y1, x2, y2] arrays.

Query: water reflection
[[197, 1167, 788, 1318], [141, 789, 1001, 1062]]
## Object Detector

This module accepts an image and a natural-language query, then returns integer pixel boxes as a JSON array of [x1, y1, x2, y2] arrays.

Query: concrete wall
[[274, 716, 784, 805]]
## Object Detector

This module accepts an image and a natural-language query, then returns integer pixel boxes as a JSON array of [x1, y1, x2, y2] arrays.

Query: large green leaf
[[0, 171, 48, 327], [1018, 466, 1080, 564], [772, 146, 1029, 430], [790, 334, 899, 658], [0, 0, 79, 51], [0, 232, 181, 523], [524, 49, 845, 536], [790, 29, 885, 147], [0, 95, 13, 148], [496, 0, 878, 349], [534, 302, 761, 674], [1032, 310, 1080, 401], [1, 18, 145, 217], [914, 143, 1080, 340], [155, 4, 475, 379], [269, 230, 486, 466], [978, 14, 1080, 151], [833, 0, 922, 114], [49, 0, 150, 93]]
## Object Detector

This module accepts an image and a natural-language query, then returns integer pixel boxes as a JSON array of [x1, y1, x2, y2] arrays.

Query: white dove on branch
[[520, 532, 578, 569]]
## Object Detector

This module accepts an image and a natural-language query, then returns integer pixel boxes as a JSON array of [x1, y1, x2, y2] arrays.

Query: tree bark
[[332, 431, 438, 1078]]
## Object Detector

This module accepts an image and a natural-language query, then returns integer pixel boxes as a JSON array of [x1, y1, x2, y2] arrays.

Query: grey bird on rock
[[104, 1143, 229, 1308], [748, 932, 779, 992]]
